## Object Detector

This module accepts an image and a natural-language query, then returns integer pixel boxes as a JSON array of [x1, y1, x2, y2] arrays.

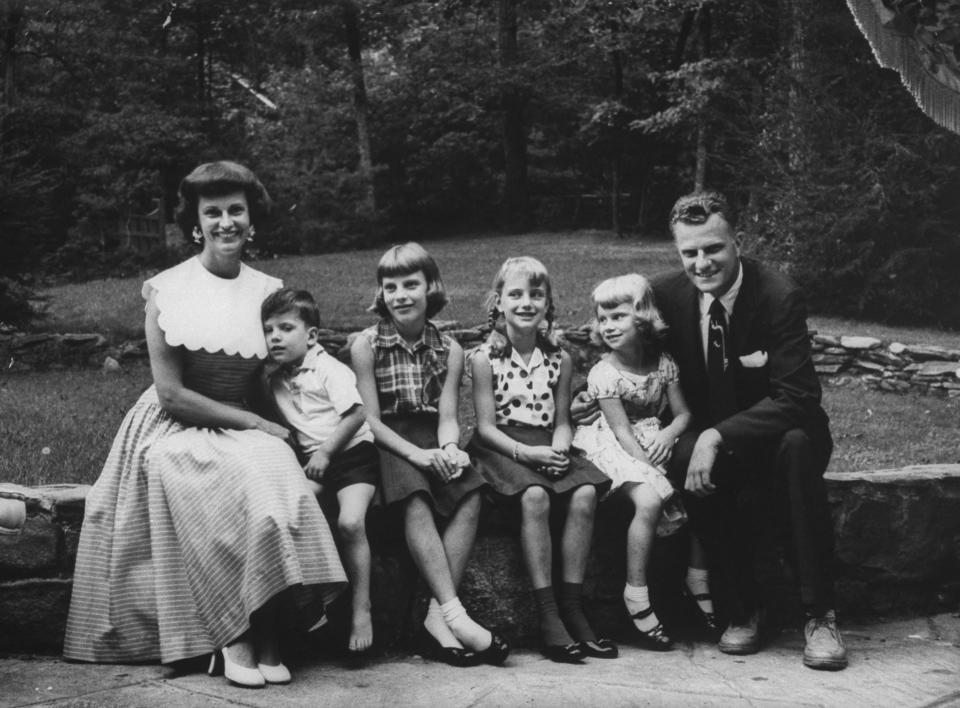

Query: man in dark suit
[[653, 190, 846, 669]]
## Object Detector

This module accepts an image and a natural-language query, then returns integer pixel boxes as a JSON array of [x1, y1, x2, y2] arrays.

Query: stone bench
[[2, 465, 959, 655]]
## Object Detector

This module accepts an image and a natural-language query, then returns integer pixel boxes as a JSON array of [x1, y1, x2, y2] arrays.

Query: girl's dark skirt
[[379, 414, 486, 517], [467, 425, 611, 499]]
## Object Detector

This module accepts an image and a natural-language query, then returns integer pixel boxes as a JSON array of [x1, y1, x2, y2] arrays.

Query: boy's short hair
[[261, 288, 321, 329], [369, 242, 449, 319]]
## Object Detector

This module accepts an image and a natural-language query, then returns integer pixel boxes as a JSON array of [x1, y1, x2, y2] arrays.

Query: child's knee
[[570, 485, 597, 513], [629, 484, 662, 517], [521, 486, 550, 516], [338, 512, 367, 541]]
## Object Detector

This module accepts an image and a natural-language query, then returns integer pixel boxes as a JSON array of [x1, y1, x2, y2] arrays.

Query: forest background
[[2, 0, 960, 330]]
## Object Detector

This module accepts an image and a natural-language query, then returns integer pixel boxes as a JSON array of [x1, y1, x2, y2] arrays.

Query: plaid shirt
[[359, 319, 452, 417]]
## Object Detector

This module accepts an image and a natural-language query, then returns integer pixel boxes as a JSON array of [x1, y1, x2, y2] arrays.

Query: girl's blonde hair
[[589, 273, 667, 352], [483, 256, 560, 358], [368, 242, 449, 319]]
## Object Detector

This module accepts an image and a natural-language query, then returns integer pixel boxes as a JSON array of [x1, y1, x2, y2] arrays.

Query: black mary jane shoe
[[683, 586, 720, 634], [541, 642, 586, 664], [630, 607, 674, 651], [416, 628, 480, 667], [473, 631, 511, 666], [578, 637, 619, 659]]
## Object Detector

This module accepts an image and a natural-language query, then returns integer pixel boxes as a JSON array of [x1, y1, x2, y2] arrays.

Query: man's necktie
[[707, 298, 736, 423]]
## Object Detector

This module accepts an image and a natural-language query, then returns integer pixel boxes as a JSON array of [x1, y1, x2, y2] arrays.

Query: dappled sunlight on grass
[[36, 231, 960, 349], [0, 362, 153, 486], [822, 385, 960, 472], [37, 231, 677, 335]]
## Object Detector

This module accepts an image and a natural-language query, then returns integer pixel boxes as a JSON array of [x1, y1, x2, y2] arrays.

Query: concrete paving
[[2, 613, 958, 708]]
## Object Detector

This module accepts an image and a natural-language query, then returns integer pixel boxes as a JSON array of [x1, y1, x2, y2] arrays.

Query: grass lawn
[[1, 358, 957, 487], [36, 230, 677, 338], [7, 229, 957, 487], [35, 230, 960, 349]]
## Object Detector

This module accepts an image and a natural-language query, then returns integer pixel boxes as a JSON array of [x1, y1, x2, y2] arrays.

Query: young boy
[[261, 288, 379, 653]]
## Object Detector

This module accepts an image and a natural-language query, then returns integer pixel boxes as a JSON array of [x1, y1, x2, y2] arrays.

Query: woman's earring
[[192, 227, 203, 244], [247, 226, 256, 243]]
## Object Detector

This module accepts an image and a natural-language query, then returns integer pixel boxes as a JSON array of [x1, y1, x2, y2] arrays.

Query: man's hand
[[570, 390, 601, 426], [685, 428, 723, 497], [304, 449, 331, 482]]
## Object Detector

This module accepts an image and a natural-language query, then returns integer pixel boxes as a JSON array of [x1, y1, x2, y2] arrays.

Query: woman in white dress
[[64, 162, 347, 688]]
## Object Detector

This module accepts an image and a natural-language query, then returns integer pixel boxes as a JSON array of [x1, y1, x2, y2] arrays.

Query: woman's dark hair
[[261, 288, 321, 330], [368, 242, 449, 319], [174, 161, 272, 245]]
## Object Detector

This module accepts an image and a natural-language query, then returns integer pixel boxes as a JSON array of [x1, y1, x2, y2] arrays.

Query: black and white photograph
[[1, 1, 958, 706]]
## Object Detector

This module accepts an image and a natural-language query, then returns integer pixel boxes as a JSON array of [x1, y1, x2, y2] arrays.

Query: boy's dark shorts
[[304, 440, 380, 495]]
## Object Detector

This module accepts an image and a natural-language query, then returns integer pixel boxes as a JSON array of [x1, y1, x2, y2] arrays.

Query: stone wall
[[0, 485, 88, 654], [3, 467, 959, 655], [4, 327, 957, 396], [808, 335, 960, 397]]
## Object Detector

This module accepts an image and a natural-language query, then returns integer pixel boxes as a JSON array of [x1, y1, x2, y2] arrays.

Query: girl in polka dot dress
[[468, 256, 614, 664]]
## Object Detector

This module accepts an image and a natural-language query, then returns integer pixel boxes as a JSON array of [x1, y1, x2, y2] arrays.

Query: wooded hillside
[[2, 0, 959, 326]]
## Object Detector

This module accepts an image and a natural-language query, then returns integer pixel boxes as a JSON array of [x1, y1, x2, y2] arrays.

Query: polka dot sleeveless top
[[482, 341, 562, 429]]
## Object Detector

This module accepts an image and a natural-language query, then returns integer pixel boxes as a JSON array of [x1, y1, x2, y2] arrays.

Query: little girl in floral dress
[[573, 273, 715, 650]]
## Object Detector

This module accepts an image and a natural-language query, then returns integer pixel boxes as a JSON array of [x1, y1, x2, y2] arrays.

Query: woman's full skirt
[[63, 386, 347, 664]]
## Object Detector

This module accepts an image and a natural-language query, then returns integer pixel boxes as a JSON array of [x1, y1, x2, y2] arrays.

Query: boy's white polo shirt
[[271, 344, 374, 455]]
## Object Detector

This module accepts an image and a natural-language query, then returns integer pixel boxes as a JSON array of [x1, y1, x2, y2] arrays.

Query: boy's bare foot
[[348, 608, 374, 653]]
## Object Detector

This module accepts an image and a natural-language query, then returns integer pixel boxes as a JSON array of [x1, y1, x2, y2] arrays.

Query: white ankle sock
[[440, 597, 491, 652], [425, 597, 462, 649], [623, 583, 659, 633]]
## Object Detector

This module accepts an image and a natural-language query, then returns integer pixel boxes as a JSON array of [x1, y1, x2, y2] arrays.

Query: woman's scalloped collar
[[142, 256, 281, 359]]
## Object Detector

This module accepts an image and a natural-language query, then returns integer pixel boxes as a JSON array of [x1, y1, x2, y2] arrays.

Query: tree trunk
[[611, 157, 622, 236], [694, 119, 707, 191], [3, 0, 24, 110], [610, 35, 624, 237], [497, 0, 531, 232], [342, 0, 376, 216], [693, 5, 711, 191], [785, 0, 810, 173]]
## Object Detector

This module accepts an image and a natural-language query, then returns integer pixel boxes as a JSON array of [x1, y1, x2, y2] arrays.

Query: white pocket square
[[739, 350, 768, 368]]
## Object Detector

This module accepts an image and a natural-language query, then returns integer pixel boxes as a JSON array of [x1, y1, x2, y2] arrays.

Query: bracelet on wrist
[[440, 441, 458, 450]]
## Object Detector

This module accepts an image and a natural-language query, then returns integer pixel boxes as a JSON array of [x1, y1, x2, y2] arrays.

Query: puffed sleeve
[[586, 360, 621, 400], [660, 352, 679, 385]]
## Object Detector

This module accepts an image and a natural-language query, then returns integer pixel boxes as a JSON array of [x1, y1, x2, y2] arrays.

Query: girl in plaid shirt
[[350, 242, 509, 667]]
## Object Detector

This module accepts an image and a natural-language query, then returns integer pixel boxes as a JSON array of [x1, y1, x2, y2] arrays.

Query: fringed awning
[[846, 0, 960, 134]]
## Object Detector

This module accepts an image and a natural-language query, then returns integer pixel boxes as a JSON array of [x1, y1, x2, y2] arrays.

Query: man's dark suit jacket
[[652, 257, 831, 461]]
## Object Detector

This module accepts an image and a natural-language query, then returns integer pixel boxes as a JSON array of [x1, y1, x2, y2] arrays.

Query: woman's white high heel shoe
[[208, 647, 266, 688], [257, 662, 292, 684]]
